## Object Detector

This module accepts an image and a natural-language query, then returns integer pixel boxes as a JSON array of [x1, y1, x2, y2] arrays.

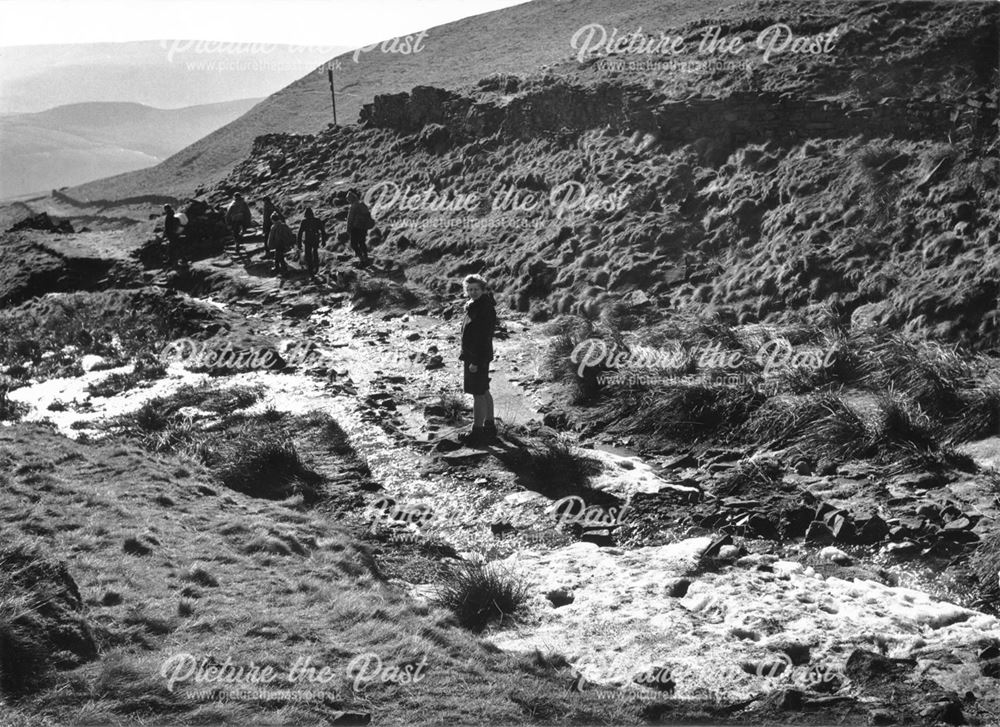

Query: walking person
[[225, 192, 252, 253], [162, 204, 183, 267], [267, 213, 294, 275], [297, 208, 327, 277], [262, 196, 281, 258], [458, 274, 498, 446], [346, 189, 374, 267]]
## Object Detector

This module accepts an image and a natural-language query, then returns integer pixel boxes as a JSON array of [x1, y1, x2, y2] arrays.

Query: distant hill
[[66, 0, 741, 202], [0, 99, 262, 198], [0, 41, 342, 114]]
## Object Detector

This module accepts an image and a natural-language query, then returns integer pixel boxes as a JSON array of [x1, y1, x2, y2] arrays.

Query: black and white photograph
[[1, 0, 999, 725]]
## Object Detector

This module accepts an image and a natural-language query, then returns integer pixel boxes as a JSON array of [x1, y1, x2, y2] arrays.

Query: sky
[[0, 0, 533, 47], [0, 0, 534, 112]]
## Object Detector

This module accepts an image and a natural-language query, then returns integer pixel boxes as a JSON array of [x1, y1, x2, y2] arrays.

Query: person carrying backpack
[[225, 192, 252, 253], [297, 208, 327, 277], [346, 188, 374, 267], [267, 213, 295, 275]]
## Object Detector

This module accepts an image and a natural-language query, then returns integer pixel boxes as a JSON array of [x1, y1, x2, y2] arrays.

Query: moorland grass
[[0, 289, 223, 383], [433, 390, 471, 424], [435, 559, 530, 632], [495, 434, 605, 501], [575, 314, 999, 464]]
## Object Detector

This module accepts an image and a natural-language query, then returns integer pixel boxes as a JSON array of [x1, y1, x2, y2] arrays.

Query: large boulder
[[0, 543, 97, 697]]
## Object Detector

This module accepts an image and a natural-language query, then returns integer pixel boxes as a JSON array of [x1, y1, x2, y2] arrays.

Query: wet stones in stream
[[629, 447, 985, 583], [408, 345, 445, 370]]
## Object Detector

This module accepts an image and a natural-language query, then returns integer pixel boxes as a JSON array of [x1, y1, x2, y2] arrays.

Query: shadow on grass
[[492, 429, 619, 509]]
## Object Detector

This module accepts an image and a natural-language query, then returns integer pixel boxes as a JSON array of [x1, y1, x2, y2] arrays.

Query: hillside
[[66, 0, 743, 201], [206, 0, 1000, 351], [0, 99, 262, 198], [2, 1, 1000, 725]]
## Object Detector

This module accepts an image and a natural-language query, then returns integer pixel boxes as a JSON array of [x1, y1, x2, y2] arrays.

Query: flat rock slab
[[439, 448, 492, 465]]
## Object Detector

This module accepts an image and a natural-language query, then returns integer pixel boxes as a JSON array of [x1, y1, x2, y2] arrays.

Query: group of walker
[[161, 191, 497, 447], [162, 188, 375, 277]]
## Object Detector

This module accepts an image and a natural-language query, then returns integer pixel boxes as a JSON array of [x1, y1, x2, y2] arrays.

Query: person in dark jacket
[[262, 196, 282, 256], [346, 189, 373, 267], [297, 208, 327, 276], [267, 213, 294, 275], [459, 274, 497, 445], [162, 204, 182, 266]]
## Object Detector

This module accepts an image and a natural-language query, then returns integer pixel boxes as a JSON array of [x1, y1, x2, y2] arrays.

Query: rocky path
[[8, 243, 1000, 722]]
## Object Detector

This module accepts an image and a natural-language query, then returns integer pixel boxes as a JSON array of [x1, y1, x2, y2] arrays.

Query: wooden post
[[327, 67, 337, 126]]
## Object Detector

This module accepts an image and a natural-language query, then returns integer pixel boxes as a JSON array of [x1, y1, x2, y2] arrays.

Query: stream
[[8, 280, 1000, 705]]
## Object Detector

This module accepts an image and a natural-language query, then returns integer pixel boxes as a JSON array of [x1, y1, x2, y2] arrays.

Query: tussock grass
[[0, 376, 30, 422], [496, 435, 604, 500], [433, 391, 470, 424], [87, 371, 142, 398], [644, 312, 744, 352], [861, 335, 971, 419], [182, 566, 218, 588], [526, 438, 602, 488], [582, 316, 998, 468], [106, 384, 264, 453], [88, 653, 182, 711], [599, 300, 642, 333], [167, 382, 264, 414], [108, 395, 328, 503], [970, 527, 1000, 611], [0, 289, 223, 382], [435, 560, 529, 632], [714, 457, 783, 498], [789, 396, 872, 460], [874, 392, 939, 452], [108, 383, 266, 447], [539, 330, 584, 382], [944, 373, 1000, 443], [517, 649, 572, 677], [539, 315, 617, 404], [887, 445, 977, 477], [771, 331, 871, 392], [212, 434, 324, 504], [132, 352, 167, 381], [595, 381, 766, 443], [852, 138, 904, 222], [739, 393, 843, 444], [788, 393, 941, 462]]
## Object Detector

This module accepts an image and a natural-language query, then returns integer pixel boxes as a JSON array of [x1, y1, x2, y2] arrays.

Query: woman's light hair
[[463, 274, 488, 289]]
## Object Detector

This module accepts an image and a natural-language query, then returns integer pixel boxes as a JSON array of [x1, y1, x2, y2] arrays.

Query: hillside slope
[[0, 99, 261, 198], [203, 0, 999, 350], [66, 0, 742, 201]]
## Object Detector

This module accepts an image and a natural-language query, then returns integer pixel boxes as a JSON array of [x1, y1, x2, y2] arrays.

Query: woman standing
[[459, 274, 497, 446]]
